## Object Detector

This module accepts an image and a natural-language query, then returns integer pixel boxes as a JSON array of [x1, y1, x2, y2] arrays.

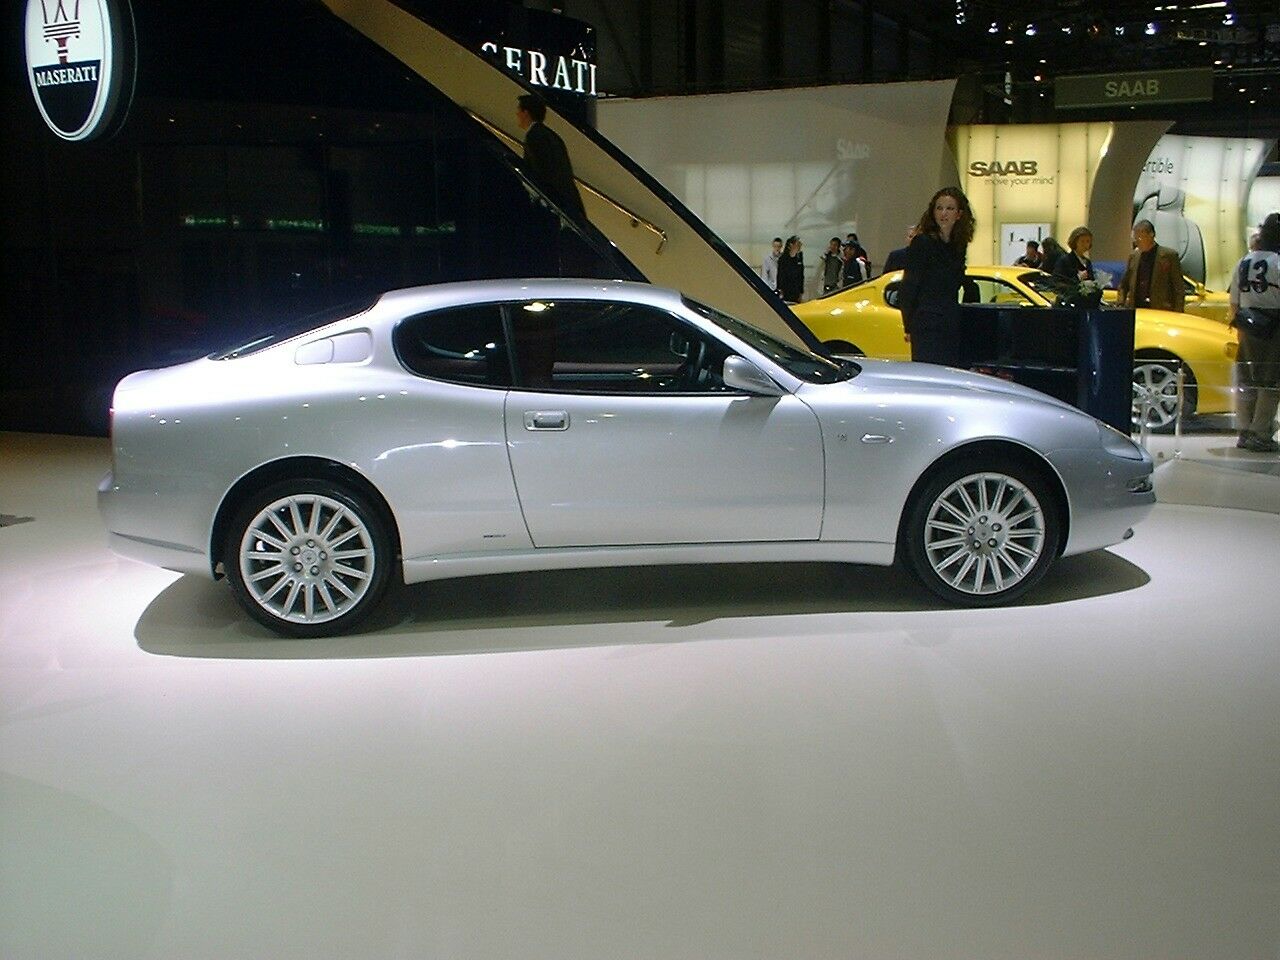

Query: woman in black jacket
[[1054, 226, 1095, 282], [777, 235, 805, 302], [899, 187, 975, 365]]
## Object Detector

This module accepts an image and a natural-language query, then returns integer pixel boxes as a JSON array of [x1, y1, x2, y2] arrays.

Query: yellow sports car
[[792, 266, 1238, 431], [1101, 275, 1232, 325]]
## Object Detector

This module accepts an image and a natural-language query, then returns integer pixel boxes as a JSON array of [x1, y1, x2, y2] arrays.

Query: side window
[[393, 304, 511, 386], [507, 299, 729, 393], [967, 277, 1034, 306]]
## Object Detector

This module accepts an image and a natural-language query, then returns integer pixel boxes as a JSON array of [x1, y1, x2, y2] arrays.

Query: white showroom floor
[[2, 431, 1278, 960]]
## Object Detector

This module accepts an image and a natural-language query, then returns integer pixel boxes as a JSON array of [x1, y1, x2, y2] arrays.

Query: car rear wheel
[[1132, 359, 1196, 433], [226, 479, 394, 637], [903, 458, 1061, 607]]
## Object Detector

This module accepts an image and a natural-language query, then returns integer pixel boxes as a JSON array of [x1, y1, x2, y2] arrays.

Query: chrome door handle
[[524, 410, 569, 431]]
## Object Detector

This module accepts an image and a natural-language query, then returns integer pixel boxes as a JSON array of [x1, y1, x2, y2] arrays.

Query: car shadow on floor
[[134, 550, 1151, 660]]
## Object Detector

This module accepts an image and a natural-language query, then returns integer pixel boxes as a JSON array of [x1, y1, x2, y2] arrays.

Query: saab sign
[[970, 160, 1039, 177], [1056, 68, 1213, 110], [24, 0, 135, 141]]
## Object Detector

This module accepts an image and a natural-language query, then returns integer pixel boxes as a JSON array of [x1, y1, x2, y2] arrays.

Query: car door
[[502, 297, 824, 548]]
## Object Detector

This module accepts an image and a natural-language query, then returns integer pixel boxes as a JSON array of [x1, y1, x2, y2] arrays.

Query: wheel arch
[[895, 439, 1070, 561], [210, 457, 403, 581], [822, 339, 864, 356], [1133, 347, 1196, 383]]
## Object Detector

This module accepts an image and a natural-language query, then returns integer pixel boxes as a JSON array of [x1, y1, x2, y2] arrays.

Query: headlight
[[1097, 421, 1144, 460]]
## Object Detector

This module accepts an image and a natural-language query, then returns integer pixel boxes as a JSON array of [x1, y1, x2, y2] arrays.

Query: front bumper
[[1047, 447, 1156, 557]]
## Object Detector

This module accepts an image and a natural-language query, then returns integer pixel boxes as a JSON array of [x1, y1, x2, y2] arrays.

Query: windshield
[[682, 297, 855, 383], [1017, 271, 1079, 302], [209, 295, 381, 360], [813, 277, 879, 301]]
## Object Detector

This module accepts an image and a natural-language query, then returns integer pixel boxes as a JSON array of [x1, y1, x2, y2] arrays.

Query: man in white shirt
[[1230, 213, 1280, 452], [760, 237, 782, 294]]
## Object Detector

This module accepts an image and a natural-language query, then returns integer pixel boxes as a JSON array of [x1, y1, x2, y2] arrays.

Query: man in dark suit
[[882, 226, 917, 274], [516, 93, 586, 224], [1119, 219, 1184, 312]]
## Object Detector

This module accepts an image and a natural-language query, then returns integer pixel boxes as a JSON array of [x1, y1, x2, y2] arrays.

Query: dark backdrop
[[1, 0, 615, 435]]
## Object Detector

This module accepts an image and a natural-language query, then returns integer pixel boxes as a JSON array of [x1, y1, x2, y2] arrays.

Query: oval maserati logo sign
[[24, 0, 134, 141]]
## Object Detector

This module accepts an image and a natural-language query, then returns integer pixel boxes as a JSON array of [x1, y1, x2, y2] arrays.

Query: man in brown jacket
[[1118, 219, 1184, 312]]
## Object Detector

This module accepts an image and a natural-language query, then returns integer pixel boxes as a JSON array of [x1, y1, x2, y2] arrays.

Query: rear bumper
[[98, 471, 212, 577]]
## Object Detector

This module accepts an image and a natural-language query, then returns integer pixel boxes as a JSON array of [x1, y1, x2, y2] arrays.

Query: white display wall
[[598, 81, 957, 300], [1133, 134, 1275, 289], [1246, 175, 1280, 242]]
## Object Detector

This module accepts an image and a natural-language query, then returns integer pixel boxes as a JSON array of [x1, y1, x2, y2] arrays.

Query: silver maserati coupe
[[99, 279, 1155, 636]]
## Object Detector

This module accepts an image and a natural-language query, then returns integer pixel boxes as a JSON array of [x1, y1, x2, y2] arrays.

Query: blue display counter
[[957, 304, 1137, 434]]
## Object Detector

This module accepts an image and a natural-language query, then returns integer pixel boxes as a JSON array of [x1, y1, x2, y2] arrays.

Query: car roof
[[377, 278, 686, 312]]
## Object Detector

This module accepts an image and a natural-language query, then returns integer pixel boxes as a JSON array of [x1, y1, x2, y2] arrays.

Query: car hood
[[825, 357, 1084, 415], [1136, 306, 1232, 338]]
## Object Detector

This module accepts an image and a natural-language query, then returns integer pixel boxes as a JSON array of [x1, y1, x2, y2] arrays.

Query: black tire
[[225, 478, 395, 637], [902, 456, 1062, 607], [1132, 358, 1197, 433]]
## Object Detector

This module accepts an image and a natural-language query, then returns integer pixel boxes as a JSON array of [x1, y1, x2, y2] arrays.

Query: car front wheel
[[1132, 359, 1196, 432], [902, 458, 1061, 607], [226, 479, 394, 637]]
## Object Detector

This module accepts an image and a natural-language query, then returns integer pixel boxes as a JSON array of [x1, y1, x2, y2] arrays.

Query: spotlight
[[1146, 22, 1158, 34]]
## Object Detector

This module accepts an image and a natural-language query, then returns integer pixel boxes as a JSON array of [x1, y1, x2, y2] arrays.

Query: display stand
[[957, 304, 1136, 434]]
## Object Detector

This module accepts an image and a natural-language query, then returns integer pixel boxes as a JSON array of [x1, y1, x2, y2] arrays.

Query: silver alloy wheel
[[1132, 361, 1180, 430], [238, 493, 376, 625], [922, 472, 1046, 596]]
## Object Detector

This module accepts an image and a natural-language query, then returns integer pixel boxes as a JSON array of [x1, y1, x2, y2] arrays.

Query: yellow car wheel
[[1132, 354, 1197, 433]]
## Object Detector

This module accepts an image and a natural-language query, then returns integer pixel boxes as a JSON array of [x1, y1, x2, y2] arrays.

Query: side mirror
[[723, 355, 784, 397]]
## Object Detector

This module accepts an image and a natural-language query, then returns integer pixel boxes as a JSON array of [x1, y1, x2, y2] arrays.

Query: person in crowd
[[899, 187, 975, 365], [1039, 236, 1065, 274], [839, 240, 867, 288], [1228, 232, 1263, 298], [516, 93, 586, 225], [846, 232, 871, 266], [1119, 219, 1183, 312], [778, 235, 805, 303], [1055, 226, 1095, 282], [882, 226, 917, 274], [819, 237, 843, 295], [760, 236, 783, 294], [1229, 212, 1280, 452], [1013, 240, 1042, 268]]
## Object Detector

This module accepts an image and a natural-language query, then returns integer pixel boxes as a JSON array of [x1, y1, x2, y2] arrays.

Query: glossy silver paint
[[99, 279, 1155, 592]]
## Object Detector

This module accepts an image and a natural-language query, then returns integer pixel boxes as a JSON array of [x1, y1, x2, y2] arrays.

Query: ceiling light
[[1146, 22, 1158, 34], [1025, 24, 1036, 35]]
